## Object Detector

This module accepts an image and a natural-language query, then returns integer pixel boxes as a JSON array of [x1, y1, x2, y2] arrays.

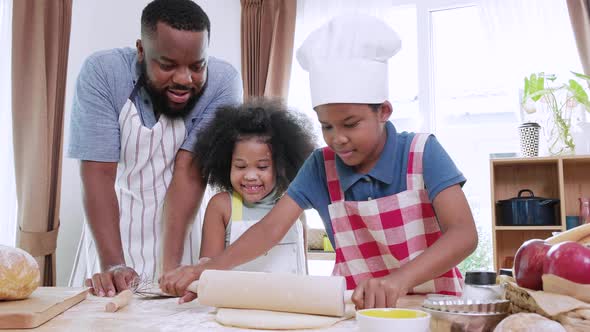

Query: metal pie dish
[[422, 298, 510, 314]]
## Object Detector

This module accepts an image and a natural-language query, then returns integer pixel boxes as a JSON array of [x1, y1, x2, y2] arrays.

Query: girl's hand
[[351, 273, 411, 309], [159, 262, 207, 303]]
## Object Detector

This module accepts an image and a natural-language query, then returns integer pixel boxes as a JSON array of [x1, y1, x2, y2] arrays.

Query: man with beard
[[67, 0, 242, 296]]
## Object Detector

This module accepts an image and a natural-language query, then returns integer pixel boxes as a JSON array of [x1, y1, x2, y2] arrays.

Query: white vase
[[572, 122, 590, 155]]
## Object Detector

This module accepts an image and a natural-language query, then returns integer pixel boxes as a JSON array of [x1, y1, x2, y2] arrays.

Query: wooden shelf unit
[[494, 226, 563, 231], [490, 155, 590, 271]]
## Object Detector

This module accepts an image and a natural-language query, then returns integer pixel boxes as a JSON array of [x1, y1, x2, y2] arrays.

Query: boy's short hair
[[368, 103, 382, 112]]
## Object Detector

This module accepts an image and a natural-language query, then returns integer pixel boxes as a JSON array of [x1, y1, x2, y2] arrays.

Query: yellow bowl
[[356, 308, 431, 332]]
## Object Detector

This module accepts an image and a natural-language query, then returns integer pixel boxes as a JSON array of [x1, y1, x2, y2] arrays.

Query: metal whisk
[[129, 274, 175, 299]]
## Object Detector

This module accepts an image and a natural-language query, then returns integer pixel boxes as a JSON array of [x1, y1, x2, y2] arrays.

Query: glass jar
[[461, 271, 504, 301], [580, 197, 590, 225]]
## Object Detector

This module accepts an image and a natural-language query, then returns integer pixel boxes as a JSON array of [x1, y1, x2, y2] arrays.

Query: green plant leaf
[[523, 73, 546, 102], [572, 71, 590, 81], [568, 79, 590, 111], [544, 73, 557, 81], [572, 71, 590, 93], [526, 88, 554, 103]]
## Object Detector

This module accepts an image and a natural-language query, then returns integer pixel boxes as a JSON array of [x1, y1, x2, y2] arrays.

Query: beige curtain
[[567, 0, 590, 74], [241, 0, 297, 100], [12, 0, 72, 286]]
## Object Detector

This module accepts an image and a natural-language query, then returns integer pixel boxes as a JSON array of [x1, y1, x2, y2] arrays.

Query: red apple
[[514, 239, 551, 290], [543, 241, 590, 284]]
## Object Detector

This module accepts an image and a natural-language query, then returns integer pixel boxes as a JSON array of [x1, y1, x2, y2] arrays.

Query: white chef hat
[[296, 14, 402, 108]]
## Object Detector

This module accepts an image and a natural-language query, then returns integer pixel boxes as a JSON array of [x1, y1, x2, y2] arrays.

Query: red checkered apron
[[324, 133, 463, 295]]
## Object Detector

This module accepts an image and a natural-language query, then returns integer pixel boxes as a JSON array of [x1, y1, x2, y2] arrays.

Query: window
[[0, 0, 16, 247], [289, 0, 581, 274]]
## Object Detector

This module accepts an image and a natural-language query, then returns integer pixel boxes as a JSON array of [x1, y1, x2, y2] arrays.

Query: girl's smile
[[230, 137, 276, 204], [241, 184, 265, 194]]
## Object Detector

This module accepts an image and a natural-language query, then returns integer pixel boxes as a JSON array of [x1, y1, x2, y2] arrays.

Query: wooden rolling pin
[[105, 289, 133, 312], [186, 270, 353, 317]]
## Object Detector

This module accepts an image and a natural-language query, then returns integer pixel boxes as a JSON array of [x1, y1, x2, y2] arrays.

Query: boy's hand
[[351, 273, 410, 309], [158, 257, 210, 303]]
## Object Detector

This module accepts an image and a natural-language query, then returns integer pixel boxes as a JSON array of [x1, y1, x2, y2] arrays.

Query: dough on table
[[215, 304, 355, 330], [0, 245, 40, 300]]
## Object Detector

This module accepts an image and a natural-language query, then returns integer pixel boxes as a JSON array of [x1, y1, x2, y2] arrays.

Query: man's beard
[[140, 62, 200, 119]]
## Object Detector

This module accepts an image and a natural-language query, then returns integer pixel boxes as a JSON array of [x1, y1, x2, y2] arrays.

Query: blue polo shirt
[[68, 47, 243, 162], [286, 121, 466, 247]]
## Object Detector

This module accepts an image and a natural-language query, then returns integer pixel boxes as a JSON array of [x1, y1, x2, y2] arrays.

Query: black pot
[[496, 189, 560, 226]]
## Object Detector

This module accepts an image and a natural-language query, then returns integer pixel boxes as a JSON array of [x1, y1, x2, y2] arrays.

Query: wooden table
[[4, 292, 425, 332]]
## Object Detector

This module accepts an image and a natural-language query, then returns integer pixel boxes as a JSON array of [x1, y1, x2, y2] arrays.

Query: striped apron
[[324, 133, 463, 294], [69, 86, 207, 286], [228, 191, 306, 274]]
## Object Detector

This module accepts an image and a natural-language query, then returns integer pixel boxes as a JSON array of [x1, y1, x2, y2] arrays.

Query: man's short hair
[[141, 0, 210, 40]]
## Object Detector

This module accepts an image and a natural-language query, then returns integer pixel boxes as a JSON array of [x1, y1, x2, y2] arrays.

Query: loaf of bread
[[494, 313, 566, 332], [0, 245, 40, 300]]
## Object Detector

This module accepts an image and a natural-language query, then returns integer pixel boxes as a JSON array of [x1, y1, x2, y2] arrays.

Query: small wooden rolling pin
[[186, 270, 353, 317], [105, 289, 134, 312]]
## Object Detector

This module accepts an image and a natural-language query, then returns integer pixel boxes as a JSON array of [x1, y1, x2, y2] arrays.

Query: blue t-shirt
[[68, 47, 243, 162], [287, 121, 466, 247]]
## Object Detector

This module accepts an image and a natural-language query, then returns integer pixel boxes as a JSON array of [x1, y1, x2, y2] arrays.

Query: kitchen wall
[[58, 0, 242, 286]]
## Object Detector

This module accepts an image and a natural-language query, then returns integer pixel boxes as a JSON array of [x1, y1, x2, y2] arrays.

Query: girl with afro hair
[[194, 99, 316, 274]]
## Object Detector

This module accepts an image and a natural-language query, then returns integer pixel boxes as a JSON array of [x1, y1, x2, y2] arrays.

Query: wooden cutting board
[[0, 287, 88, 329]]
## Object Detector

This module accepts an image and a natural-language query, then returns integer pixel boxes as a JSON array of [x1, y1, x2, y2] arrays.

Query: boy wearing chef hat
[[160, 14, 478, 310]]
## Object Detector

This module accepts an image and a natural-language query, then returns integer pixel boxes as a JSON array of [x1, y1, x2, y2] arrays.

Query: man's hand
[[85, 265, 139, 297], [162, 150, 206, 273], [351, 273, 411, 309]]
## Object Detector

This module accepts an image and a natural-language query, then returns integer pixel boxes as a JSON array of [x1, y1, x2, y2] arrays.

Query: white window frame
[[388, 0, 477, 134]]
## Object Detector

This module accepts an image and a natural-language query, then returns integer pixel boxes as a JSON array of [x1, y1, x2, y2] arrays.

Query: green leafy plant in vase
[[521, 72, 590, 155]]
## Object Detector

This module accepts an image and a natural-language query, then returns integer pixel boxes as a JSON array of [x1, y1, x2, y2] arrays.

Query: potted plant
[[521, 72, 590, 155]]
